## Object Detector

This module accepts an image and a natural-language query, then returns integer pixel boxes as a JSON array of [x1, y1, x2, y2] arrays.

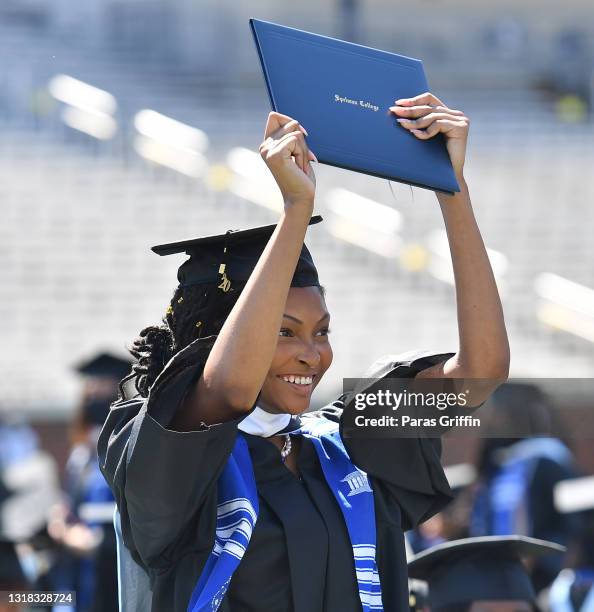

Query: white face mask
[[237, 405, 299, 437]]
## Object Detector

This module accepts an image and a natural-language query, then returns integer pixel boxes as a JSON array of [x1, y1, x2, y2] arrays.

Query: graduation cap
[[151, 215, 323, 289], [408, 535, 565, 610], [74, 352, 132, 380], [74, 352, 132, 425]]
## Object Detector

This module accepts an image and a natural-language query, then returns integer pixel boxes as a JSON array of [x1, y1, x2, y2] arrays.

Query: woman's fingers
[[278, 119, 308, 138], [290, 140, 307, 173], [263, 111, 295, 139], [265, 130, 304, 159], [390, 104, 434, 118], [264, 130, 309, 174], [305, 155, 317, 187], [395, 91, 445, 108], [390, 92, 470, 173], [280, 121, 310, 169], [287, 130, 308, 174], [261, 121, 305, 151], [396, 111, 468, 130], [409, 119, 469, 140], [390, 92, 463, 131], [260, 112, 315, 174], [390, 104, 465, 119], [259, 112, 317, 205], [260, 112, 317, 174], [263, 112, 309, 140], [390, 98, 469, 142], [436, 106, 464, 116]]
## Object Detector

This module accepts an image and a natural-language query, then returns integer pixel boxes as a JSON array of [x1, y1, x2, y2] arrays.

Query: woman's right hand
[[259, 111, 317, 210]]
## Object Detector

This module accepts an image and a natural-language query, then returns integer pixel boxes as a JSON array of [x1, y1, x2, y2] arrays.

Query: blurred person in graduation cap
[[547, 476, 594, 611], [48, 352, 130, 612], [68, 352, 133, 452], [469, 383, 579, 591], [408, 535, 565, 611], [98, 100, 509, 611]]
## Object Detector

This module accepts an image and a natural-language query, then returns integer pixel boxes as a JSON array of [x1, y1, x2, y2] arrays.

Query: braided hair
[[129, 281, 247, 397], [129, 283, 326, 398]]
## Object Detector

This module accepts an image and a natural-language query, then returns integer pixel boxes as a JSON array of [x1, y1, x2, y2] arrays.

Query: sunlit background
[[1, 2, 594, 607], [0, 0, 592, 455], [2, 0, 593, 416]]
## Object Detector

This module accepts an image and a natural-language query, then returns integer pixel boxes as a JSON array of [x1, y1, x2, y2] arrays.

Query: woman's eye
[[279, 327, 331, 338]]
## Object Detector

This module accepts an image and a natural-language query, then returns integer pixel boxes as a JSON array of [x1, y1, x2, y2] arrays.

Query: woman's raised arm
[[390, 93, 510, 401], [172, 112, 318, 429]]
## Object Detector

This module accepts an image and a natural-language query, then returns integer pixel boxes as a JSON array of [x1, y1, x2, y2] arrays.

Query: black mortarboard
[[74, 352, 132, 425], [74, 352, 132, 380], [408, 536, 565, 610], [152, 215, 323, 288]]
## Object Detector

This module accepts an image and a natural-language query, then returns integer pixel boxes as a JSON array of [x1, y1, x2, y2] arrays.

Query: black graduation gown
[[97, 336, 454, 612]]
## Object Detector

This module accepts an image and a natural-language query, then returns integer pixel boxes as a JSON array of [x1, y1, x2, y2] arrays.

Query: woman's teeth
[[281, 375, 313, 385]]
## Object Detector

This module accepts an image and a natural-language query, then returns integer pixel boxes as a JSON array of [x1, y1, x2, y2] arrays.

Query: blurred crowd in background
[[1, 0, 594, 610]]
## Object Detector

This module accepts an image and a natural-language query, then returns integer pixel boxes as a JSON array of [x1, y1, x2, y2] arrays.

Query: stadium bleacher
[[1, 12, 593, 417]]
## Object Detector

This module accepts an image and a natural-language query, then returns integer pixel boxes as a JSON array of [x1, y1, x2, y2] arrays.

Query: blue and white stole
[[187, 407, 383, 612]]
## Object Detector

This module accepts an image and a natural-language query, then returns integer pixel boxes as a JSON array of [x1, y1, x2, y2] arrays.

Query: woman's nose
[[297, 341, 321, 368]]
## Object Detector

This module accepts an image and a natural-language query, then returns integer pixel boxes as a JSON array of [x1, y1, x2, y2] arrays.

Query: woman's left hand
[[389, 92, 469, 179]]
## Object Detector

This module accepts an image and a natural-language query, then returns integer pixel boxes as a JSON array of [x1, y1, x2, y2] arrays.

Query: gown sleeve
[[336, 350, 456, 531], [97, 336, 244, 571]]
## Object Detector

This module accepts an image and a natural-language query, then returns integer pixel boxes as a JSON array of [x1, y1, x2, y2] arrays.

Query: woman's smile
[[276, 373, 317, 395]]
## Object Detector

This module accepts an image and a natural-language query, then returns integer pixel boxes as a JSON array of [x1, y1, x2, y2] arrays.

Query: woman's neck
[[267, 434, 302, 477]]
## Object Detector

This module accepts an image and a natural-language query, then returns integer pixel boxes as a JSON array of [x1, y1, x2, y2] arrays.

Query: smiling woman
[[260, 286, 333, 417], [98, 104, 509, 612]]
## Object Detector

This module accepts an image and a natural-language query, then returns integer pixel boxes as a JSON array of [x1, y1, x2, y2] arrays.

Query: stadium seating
[[1, 15, 593, 417]]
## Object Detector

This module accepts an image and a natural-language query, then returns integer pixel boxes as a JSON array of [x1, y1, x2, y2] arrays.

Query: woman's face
[[258, 286, 333, 415]]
